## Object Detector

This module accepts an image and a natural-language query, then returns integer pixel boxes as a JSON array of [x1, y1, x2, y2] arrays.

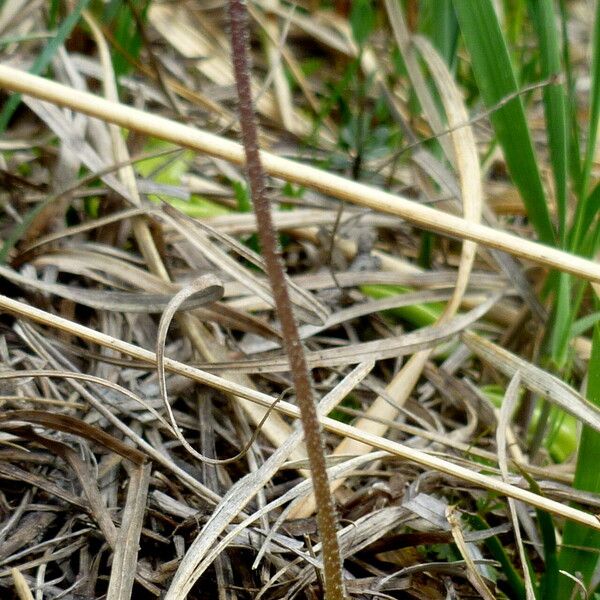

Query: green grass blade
[[537, 512, 558, 600], [558, 0, 583, 191], [468, 513, 526, 600], [110, 0, 151, 77], [579, 2, 600, 201], [420, 0, 459, 68], [360, 284, 443, 328], [572, 311, 600, 337], [570, 177, 600, 256], [518, 469, 557, 600], [503, 0, 526, 48], [569, 4, 600, 256], [0, 200, 51, 264], [547, 273, 572, 370], [452, 0, 555, 245], [528, 0, 568, 244], [48, 0, 60, 29], [557, 323, 600, 597], [0, 0, 91, 132]]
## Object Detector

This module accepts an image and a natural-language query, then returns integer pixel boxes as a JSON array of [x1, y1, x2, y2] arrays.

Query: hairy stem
[[227, 2, 346, 599]]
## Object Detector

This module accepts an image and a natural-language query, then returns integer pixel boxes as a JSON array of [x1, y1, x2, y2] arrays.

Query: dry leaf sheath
[[227, 1, 346, 599]]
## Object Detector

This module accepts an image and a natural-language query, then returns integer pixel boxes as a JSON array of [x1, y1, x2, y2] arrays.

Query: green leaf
[[350, 0, 375, 47], [579, 2, 600, 200], [572, 311, 600, 338], [528, 0, 568, 244], [570, 178, 600, 255], [0, 0, 92, 132], [232, 181, 252, 213], [360, 284, 443, 328], [547, 272, 572, 369], [568, 3, 600, 261], [420, 0, 458, 68], [557, 323, 600, 597], [452, 0, 555, 245], [557, 0, 582, 188], [100, 0, 151, 77], [519, 471, 556, 600], [468, 513, 526, 600], [48, 0, 60, 29]]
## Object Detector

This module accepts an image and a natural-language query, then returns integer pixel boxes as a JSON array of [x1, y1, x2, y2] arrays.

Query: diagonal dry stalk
[[1, 63, 599, 283], [3, 292, 600, 531], [227, 1, 345, 599]]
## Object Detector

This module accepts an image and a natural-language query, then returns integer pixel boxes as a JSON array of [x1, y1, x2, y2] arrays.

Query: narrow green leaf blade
[[420, 0, 459, 68], [557, 323, 600, 596], [452, 0, 555, 244], [580, 2, 600, 199], [0, 0, 92, 132], [528, 0, 568, 243]]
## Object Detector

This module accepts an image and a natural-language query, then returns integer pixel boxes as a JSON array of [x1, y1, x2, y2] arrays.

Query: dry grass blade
[[244, 288, 484, 354], [291, 25, 486, 518], [0, 367, 220, 504], [164, 362, 374, 600], [20, 206, 148, 253], [8, 424, 118, 547], [2, 65, 600, 283], [0, 264, 224, 313], [384, 0, 452, 159], [0, 410, 146, 465], [19, 96, 132, 201], [258, 498, 409, 598], [28, 249, 279, 338], [257, 0, 353, 55], [248, 2, 338, 137], [5, 424, 157, 596], [10, 568, 34, 600], [0, 540, 88, 580], [83, 8, 173, 287], [106, 462, 151, 600], [197, 293, 499, 372], [463, 330, 600, 433], [446, 506, 495, 600], [11, 163, 301, 458], [411, 34, 482, 317], [3, 5, 600, 596], [238, 270, 505, 295], [84, 12, 139, 205], [0, 294, 598, 530], [184, 209, 396, 238], [148, 2, 312, 138], [0, 461, 86, 510], [156, 275, 280, 465], [258, 0, 294, 130], [86, 3, 296, 460], [168, 453, 390, 600], [497, 372, 536, 600], [161, 204, 329, 325]]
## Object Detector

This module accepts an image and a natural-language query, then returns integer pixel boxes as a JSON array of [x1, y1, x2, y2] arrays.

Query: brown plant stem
[[227, 1, 346, 599]]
